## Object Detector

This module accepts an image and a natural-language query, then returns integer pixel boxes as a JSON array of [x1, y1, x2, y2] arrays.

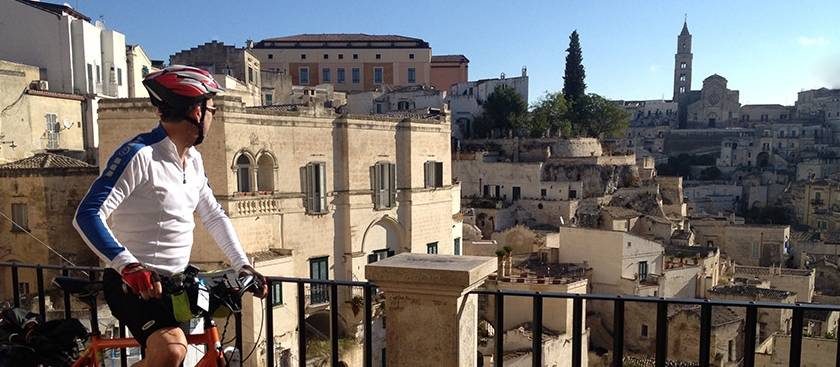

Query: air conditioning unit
[[30, 80, 49, 91]]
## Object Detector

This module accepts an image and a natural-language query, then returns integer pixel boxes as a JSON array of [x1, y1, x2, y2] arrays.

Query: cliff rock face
[[542, 163, 640, 198]]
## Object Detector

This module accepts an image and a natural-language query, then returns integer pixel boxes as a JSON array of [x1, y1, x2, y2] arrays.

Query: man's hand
[[121, 263, 162, 300], [240, 265, 267, 298]]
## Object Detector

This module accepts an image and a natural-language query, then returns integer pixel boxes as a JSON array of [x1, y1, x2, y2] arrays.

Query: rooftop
[[603, 206, 642, 220], [0, 153, 94, 172], [669, 305, 743, 326], [256, 34, 429, 48], [665, 245, 717, 258], [708, 284, 795, 299], [15, 0, 90, 22], [431, 54, 470, 63]]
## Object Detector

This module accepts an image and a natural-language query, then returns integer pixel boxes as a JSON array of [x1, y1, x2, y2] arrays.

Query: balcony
[[2, 259, 839, 367]]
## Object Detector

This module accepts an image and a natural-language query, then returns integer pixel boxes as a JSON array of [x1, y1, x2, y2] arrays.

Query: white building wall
[[0, 1, 76, 92], [71, 19, 103, 95], [101, 29, 128, 98]]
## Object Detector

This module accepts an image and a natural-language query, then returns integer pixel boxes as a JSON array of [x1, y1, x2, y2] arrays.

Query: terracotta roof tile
[[0, 153, 94, 171]]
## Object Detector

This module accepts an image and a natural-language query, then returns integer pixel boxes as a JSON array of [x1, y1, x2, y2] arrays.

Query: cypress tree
[[563, 30, 586, 102]]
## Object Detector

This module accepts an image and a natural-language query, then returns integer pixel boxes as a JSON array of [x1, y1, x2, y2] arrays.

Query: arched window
[[257, 152, 276, 192], [235, 154, 253, 192], [397, 101, 410, 111]]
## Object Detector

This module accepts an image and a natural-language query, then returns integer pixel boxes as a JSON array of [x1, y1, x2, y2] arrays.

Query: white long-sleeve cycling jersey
[[73, 124, 250, 276]]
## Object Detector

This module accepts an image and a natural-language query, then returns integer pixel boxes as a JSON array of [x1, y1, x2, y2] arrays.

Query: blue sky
[[72, 0, 839, 105]]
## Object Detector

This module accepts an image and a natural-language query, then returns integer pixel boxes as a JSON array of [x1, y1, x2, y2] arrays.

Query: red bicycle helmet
[[142, 65, 224, 145]]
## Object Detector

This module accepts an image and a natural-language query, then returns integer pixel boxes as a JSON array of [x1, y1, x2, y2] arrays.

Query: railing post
[[329, 283, 339, 367], [655, 301, 668, 367], [572, 296, 583, 367], [297, 282, 306, 367], [533, 293, 543, 367], [744, 305, 758, 367], [120, 322, 128, 367], [62, 268, 71, 320], [366, 254, 497, 367], [364, 286, 373, 367], [36, 265, 46, 321], [699, 303, 712, 367], [613, 299, 624, 367], [495, 291, 505, 367], [790, 307, 804, 367], [11, 263, 20, 308], [89, 271, 99, 335], [266, 280, 275, 367]]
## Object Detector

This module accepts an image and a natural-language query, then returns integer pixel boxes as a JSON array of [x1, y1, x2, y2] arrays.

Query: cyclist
[[73, 65, 267, 367]]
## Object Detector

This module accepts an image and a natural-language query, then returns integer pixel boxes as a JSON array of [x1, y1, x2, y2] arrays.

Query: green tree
[[563, 30, 586, 102], [530, 92, 571, 137], [567, 94, 629, 138], [474, 84, 528, 137]]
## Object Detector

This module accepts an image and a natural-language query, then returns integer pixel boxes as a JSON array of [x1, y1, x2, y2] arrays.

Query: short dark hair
[[158, 102, 200, 123]]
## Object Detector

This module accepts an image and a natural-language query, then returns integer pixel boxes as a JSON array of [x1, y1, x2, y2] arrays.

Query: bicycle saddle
[[52, 276, 103, 297]]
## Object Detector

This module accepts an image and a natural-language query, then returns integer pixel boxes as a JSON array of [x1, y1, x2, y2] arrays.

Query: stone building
[[690, 219, 790, 267], [169, 41, 262, 106], [0, 60, 87, 163], [125, 44, 155, 99], [250, 34, 432, 93], [732, 264, 814, 303], [0, 153, 98, 301], [430, 54, 469, 91], [681, 74, 741, 129], [346, 84, 445, 115], [663, 245, 720, 298], [96, 96, 461, 365], [627, 305, 744, 367], [791, 179, 840, 231], [448, 70, 529, 139], [708, 285, 796, 343], [1, 0, 130, 159]]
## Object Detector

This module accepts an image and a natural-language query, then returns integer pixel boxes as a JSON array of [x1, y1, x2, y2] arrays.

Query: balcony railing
[[3, 261, 840, 367]]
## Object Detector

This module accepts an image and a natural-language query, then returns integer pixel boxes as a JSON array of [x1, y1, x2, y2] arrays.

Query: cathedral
[[673, 20, 742, 129]]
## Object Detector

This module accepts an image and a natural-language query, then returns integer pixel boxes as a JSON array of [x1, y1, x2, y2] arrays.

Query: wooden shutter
[[370, 165, 378, 209], [305, 164, 315, 212], [388, 163, 396, 207], [424, 161, 431, 188], [434, 162, 444, 187], [317, 163, 327, 212]]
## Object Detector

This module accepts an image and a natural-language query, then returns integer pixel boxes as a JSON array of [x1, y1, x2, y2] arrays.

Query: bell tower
[[673, 16, 693, 101]]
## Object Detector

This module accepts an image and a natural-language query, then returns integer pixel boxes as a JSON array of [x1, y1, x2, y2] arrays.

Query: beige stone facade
[[691, 220, 790, 267], [0, 59, 86, 163], [732, 265, 815, 302], [96, 95, 460, 366], [251, 34, 432, 93], [793, 179, 840, 231], [0, 153, 98, 301]]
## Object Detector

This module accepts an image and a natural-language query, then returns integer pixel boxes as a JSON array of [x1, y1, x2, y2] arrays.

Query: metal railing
[[470, 289, 840, 367], [5, 260, 840, 367], [0, 262, 378, 367]]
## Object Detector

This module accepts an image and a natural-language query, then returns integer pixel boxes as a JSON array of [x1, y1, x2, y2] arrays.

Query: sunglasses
[[205, 106, 218, 114]]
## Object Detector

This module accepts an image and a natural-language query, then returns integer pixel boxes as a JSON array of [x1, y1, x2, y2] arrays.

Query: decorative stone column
[[366, 253, 497, 367]]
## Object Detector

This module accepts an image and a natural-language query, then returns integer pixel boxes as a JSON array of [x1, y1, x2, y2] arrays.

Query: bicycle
[[53, 265, 260, 367]]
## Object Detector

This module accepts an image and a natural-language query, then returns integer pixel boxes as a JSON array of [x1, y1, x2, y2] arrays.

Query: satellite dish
[[63, 119, 73, 129]]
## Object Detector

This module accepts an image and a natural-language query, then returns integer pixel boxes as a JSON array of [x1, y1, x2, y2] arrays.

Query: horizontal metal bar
[[266, 275, 373, 287], [469, 289, 840, 311], [0, 261, 103, 272]]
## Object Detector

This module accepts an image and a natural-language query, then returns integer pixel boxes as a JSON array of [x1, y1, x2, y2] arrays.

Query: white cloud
[[648, 64, 660, 73], [798, 36, 830, 47]]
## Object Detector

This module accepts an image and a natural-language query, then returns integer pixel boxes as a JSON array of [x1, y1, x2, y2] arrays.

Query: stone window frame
[[304, 161, 329, 215], [407, 67, 416, 83], [299, 66, 310, 85], [10, 203, 28, 233], [231, 150, 256, 194], [373, 67, 384, 85], [371, 161, 396, 210], [255, 150, 278, 193]]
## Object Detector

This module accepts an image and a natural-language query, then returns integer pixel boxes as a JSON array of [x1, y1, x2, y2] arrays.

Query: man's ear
[[190, 104, 202, 121]]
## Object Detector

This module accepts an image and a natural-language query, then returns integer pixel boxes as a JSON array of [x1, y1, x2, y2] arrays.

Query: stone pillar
[[366, 253, 497, 367]]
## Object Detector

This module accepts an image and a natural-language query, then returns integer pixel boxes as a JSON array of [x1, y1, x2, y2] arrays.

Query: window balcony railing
[[3, 261, 840, 367]]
